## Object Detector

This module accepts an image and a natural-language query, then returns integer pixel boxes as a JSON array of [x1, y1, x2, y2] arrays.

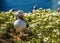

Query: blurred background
[[0, 0, 60, 12]]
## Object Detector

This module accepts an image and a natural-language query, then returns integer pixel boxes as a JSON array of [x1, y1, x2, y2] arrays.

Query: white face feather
[[15, 10, 24, 15]]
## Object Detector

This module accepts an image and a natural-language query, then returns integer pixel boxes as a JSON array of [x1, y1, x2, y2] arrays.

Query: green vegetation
[[0, 9, 60, 43]]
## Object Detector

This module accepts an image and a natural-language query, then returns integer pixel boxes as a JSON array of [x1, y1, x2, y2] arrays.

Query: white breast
[[14, 19, 27, 32]]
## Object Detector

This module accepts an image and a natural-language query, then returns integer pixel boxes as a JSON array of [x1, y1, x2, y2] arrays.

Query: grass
[[0, 9, 60, 43]]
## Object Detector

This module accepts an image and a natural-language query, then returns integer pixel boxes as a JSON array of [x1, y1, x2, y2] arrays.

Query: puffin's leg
[[16, 31, 24, 40], [16, 32, 20, 40], [15, 29, 22, 40], [15, 28, 27, 40], [13, 29, 20, 40]]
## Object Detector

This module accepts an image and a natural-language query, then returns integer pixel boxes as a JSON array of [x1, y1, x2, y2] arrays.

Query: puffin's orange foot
[[16, 35, 20, 40], [16, 35, 24, 40]]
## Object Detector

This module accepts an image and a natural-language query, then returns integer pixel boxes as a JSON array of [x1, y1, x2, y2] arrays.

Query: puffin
[[57, 8, 60, 12], [32, 5, 37, 12], [14, 10, 28, 40]]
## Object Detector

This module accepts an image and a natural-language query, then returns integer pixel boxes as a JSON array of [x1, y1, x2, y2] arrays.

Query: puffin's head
[[15, 10, 24, 19], [57, 8, 60, 12], [33, 5, 37, 10]]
